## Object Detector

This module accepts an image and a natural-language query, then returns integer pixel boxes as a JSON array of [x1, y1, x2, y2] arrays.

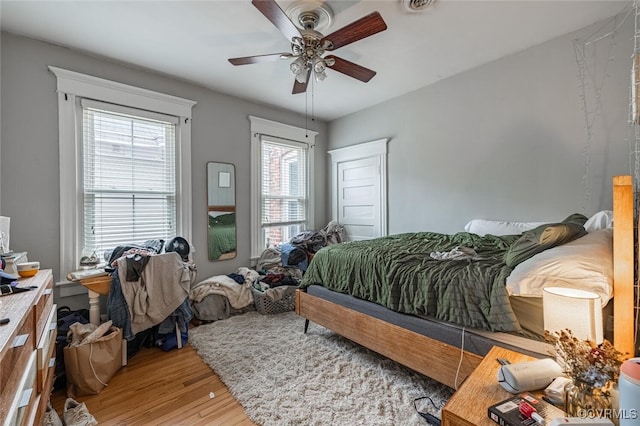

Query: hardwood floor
[[51, 343, 256, 425]]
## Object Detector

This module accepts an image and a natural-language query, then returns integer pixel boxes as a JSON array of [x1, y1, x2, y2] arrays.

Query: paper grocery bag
[[64, 326, 123, 398]]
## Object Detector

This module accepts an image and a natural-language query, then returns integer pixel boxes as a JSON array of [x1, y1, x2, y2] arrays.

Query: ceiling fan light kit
[[228, 0, 388, 94]]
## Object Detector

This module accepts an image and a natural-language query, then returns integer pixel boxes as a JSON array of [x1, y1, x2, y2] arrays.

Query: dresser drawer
[[34, 279, 54, 345], [0, 308, 35, 394], [36, 304, 57, 393], [29, 354, 57, 426], [3, 351, 37, 426], [0, 270, 55, 426]]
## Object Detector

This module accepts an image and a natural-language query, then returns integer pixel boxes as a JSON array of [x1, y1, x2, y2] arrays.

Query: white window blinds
[[81, 100, 178, 255], [260, 136, 309, 249]]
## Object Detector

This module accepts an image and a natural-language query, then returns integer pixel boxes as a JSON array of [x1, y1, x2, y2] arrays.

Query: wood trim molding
[[328, 138, 389, 238], [249, 116, 317, 260], [208, 205, 235, 212], [50, 66, 195, 278], [49, 66, 196, 118], [612, 175, 634, 356]]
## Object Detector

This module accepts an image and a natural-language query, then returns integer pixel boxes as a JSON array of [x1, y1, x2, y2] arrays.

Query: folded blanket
[[190, 267, 260, 309]]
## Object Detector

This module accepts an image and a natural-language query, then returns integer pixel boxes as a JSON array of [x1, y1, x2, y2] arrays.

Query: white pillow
[[506, 228, 612, 307], [464, 219, 547, 236], [584, 210, 613, 232]]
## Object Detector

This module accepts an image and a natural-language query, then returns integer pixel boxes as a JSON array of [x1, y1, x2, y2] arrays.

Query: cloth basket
[[251, 285, 297, 314]]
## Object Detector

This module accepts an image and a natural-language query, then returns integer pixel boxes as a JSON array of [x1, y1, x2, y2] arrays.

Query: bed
[[208, 211, 237, 260], [295, 175, 636, 389]]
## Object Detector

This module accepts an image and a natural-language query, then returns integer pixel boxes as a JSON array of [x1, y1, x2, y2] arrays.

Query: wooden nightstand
[[441, 346, 540, 426]]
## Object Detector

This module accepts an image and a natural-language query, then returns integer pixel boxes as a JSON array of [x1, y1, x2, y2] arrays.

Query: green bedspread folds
[[208, 223, 236, 260], [300, 231, 523, 332], [208, 212, 236, 260]]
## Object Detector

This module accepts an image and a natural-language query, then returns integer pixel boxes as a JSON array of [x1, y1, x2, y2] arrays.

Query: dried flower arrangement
[[545, 329, 627, 389]]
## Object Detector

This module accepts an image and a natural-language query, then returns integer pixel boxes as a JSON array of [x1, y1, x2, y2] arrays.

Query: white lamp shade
[[543, 287, 603, 343]]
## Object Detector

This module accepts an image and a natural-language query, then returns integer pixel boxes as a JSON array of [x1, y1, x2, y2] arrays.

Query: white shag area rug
[[189, 311, 454, 426]]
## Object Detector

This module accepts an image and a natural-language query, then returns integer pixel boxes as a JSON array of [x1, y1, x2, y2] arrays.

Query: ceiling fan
[[228, 0, 387, 94]]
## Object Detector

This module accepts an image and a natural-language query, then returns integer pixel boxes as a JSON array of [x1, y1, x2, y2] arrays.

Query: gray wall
[[1, 11, 634, 308], [328, 14, 633, 235], [0, 32, 328, 288]]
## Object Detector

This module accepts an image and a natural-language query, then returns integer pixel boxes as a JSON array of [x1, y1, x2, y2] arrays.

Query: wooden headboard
[[613, 175, 637, 356]]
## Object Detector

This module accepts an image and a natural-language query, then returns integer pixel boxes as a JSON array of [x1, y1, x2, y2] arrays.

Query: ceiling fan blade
[[251, 0, 302, 42], [325, 55, 376, 82], [228, 53, 292, 66], [292, 69, 311, 94], [321, 11, 387, 51]]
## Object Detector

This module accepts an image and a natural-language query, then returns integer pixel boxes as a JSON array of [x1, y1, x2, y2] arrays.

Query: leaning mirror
[[207, 162, 236, 260]]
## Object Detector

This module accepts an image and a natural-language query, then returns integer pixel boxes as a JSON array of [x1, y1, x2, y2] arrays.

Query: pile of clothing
[[190, 267, 261, 310], [256, 220, 346, 275], [66, 320, 115, 347], [106, 237, 196, 353], [189, 266, 302, 321], [189, 222, 346, 322], [251, 271, 299, 303]]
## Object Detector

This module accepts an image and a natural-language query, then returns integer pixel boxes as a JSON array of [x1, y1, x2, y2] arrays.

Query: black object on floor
[[414, 396, 442, 426], [54, 306, 90, 390]]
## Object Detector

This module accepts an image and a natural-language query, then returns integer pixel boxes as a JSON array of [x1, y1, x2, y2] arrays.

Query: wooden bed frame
[[295, 175, 637, 389]]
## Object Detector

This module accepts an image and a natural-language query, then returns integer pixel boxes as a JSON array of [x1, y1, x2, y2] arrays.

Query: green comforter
[[300, 231, 522, 332], [208, 223, 236, 260]]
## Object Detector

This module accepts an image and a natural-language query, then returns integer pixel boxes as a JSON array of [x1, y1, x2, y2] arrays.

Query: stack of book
[[488, 392, 567, 426], [67, 267, 109, 282]]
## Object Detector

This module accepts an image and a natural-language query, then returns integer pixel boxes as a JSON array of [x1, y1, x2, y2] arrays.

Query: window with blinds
[[82, 100, 178, 256], [260, 136, 309, 249]]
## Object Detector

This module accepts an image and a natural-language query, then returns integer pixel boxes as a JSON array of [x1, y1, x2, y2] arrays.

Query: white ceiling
[[0, 0, 630, 121]]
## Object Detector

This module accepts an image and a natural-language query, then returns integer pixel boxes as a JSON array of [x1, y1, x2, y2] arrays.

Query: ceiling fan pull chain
[[311, 77, 315, 122], [305, 87, 309, 137]]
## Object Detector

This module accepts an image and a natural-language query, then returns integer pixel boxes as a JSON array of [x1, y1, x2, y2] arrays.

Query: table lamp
[[543, 286, 603, 343]]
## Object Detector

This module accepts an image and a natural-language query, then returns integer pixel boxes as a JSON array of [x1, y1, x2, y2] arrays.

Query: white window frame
[[50, 66, 196, 278], [249, 116, 317, 260]]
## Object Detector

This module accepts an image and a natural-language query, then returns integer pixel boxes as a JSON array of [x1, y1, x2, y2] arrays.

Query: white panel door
[[337, 156, 381, 240], [329, 139, 388, 241]]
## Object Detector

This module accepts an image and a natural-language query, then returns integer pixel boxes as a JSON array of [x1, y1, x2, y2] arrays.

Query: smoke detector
[[402, 0, 437, 13]]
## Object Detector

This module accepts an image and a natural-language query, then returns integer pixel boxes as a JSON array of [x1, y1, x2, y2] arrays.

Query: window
[[81, 101, 178, 255], [261, 136, 307, 248], [250, 116, 317, 259], [50, 67, 196, 277]]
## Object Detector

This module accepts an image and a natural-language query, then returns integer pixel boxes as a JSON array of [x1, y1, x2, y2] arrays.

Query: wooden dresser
[[0, 269, 56, 425]]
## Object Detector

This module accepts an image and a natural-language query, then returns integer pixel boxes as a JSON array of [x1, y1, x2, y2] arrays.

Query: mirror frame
[[207, 161, 237, 261]]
